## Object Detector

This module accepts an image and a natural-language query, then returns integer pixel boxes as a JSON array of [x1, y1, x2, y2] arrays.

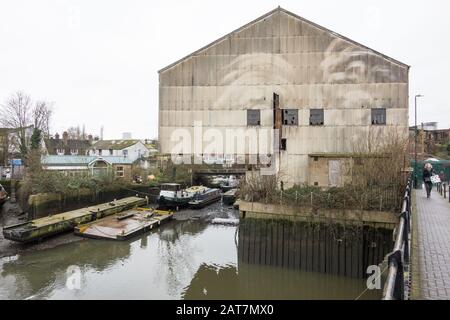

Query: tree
[[67, 126, 80, 139], [66, 124, 93, 140], [447, 143, 450, 155], [30, 128, 42, 150], [33, 101, 52, 138], [0, 91, 53, 157]]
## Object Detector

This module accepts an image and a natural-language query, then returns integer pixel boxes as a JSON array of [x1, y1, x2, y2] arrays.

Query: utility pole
[[414, 94, 424, 189]]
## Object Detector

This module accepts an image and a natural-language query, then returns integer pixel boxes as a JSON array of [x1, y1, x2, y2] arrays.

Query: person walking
[[423, 163, 436, 198]]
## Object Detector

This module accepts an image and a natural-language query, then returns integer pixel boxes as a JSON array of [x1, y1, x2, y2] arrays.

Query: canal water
[[0, 203, 386, 300]]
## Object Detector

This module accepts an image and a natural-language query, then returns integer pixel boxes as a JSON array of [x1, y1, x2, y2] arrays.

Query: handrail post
[[387, 249, 404, 300], [401, 211, 410, 264]]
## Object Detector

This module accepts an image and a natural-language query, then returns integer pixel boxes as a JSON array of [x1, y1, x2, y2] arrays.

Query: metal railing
[[437, 181, 449, 202], [382, 175, 412, 300]]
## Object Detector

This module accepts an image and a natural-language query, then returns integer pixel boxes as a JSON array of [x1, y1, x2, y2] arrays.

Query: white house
[[89, 140, 148, 162]]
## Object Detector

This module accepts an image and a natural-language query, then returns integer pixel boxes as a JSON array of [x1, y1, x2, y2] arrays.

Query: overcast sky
[[0, 0, 448, 139]]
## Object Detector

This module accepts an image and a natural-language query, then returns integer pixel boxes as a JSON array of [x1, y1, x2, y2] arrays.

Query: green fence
[[412, 160, 450, 187]]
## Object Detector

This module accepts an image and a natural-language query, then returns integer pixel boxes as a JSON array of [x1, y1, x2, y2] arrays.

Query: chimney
[[55, 133, 60, 140], [62, 131, 69, 145], [88, 134, 93, 143]]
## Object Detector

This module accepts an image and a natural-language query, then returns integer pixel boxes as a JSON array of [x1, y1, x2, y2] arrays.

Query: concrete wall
[[239, 200, 398, 227], [159, 8, 409, 185], [308, 156, 355, 187]]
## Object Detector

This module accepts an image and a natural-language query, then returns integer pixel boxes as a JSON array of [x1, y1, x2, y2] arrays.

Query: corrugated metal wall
[[159, 8, 409, 185]]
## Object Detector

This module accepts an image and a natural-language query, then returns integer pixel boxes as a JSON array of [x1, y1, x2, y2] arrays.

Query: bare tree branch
[[0, 91, 53, 156]]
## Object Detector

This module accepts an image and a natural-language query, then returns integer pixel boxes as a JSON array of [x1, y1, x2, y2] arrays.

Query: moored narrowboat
[[74, 207, 173, 240], [188, 188, 221, 209], [2, 197, 146, 243], [220, 175, 239, 192], [157, 184, 206, 209], [222, 188, 238, 206]]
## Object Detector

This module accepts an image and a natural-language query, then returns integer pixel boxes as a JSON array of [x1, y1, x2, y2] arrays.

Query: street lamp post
[[414, 94, 424, 189]]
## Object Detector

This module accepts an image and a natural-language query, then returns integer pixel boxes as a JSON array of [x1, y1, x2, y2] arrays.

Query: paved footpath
[[413, 188, 450, 300]]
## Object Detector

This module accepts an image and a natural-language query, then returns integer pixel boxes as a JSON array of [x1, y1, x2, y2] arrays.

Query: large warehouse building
[[158, 7, 409, 187]]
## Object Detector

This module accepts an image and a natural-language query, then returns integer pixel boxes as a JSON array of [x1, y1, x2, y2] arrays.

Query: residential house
[[89, 140, 147, 162], [44, 131, 92, 156], [41, 155, 133, 180]]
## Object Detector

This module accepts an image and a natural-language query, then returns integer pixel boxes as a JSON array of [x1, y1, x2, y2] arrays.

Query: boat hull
[[189, 194, 221, 209], [2, 197, 146, 243], [157, 196, 192, 209], [74, 209, 173, 241], [222, 195, 236, 205]]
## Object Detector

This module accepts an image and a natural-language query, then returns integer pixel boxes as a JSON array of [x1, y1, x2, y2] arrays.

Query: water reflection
[[0, 210, 386, 300], [182, 262, 380, 300], [238, 218, 393, 278]]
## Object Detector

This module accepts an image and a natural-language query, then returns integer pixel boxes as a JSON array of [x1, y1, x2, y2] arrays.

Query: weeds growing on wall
[[240, 131, 409, 212]]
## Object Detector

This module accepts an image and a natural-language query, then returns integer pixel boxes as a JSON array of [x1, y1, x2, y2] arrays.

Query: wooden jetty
[[74, 208, 173, 240], [2, 197, 146, 243]]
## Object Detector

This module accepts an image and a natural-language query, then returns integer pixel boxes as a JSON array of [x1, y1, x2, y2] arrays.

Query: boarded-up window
[[310, 109, 324, 126], [282, 109, 298, 125], [247, 110, 261, 126], [371, 108, 386, 125], [328, 160, 341, 187]]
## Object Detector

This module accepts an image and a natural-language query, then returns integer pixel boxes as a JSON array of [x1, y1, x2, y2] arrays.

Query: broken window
[[282, 109, 298, 125], [247, 109, 261, 126], [281, 138, 287, 151], [310, 109, 324, 126], [371, 108, 386, 125]]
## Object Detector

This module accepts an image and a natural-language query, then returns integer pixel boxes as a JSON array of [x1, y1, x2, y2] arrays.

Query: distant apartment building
[[409, 124, 450, 159], [158, 7, 409, 187]]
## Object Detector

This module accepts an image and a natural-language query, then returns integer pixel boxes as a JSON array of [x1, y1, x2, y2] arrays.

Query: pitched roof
[[92, 140, 141, 150], [159, 6, 408, 74], [41, 155, 134, 166], [45, 139, 91, 151], [144, 143, 158, 150], [0, 126, 34, 135]]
